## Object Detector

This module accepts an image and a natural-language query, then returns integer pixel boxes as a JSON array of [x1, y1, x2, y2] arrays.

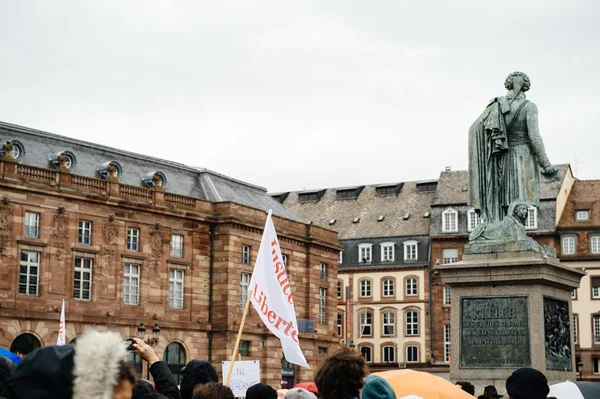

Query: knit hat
[[133, 379, 155, 398], [285, 388, 317, 399], [506, 368, 549, 399], [179, 360, 219, 399], [362, 375, 396, 399], [246, 383, 277, 399]]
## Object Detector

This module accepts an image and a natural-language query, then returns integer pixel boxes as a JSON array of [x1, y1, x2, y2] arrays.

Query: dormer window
[[467, 209, 483, 232], [375, 183, 403, 196], [97, 161, 123, 179], [336, 186, 364, 200], [524, 206, 537, 230], [142, 171, 167, 188], [442, 209, 458, 233], [576, 210, 590, 221], [48, 151, 76, 170], [298, 190, 325, 203], [358, 244, 372, 264], [2, 140, 25, 159]]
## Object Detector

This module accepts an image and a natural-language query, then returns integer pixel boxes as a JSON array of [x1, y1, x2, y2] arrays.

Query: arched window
[[382, 277, 395, 297], [360, 346, 372, 363], [381, 310, 396, 336], [359, 310, 373, 337], [164, 342, 187, 384], [442, 209, 458, 233], [127, 351, 143, 380], [405, 310, 419, 336], [406, 345, 419, 363], [10, 333, 41, 356], [382, 345, 396, 363]]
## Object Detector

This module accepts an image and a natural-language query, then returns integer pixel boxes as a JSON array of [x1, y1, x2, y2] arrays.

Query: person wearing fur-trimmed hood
[[9, 329, 135, 399]]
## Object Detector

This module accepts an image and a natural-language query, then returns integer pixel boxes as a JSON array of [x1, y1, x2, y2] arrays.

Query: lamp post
[[137, 323, 160, 379], [577, 360, 583, 380]]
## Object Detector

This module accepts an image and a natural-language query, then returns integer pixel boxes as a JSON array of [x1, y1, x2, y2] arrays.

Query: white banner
[[249, 210, 309, 368], [57, 299, 66, 346], [222, 360, 260, 397]]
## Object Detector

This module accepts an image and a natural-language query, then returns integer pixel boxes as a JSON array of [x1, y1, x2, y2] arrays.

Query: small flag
[[57, 300, 66, 346], [249, 210, 308, 368]]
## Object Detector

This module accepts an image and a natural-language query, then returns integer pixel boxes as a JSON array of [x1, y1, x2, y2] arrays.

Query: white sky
[[1, 1, 598, 193]]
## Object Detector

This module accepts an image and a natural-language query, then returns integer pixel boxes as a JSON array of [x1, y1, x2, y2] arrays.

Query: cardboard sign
[[222, 360, 260, 397]]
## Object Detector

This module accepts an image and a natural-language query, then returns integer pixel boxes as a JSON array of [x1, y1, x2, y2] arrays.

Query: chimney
[[445, 166, 451, 172]]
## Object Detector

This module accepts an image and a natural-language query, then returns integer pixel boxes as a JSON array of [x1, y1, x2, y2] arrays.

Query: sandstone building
[[0, 121, 341, 386], [273, 180, 438, 372]]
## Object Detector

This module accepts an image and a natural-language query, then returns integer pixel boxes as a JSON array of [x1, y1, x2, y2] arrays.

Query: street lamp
[[137, 323, 161, 380], [577, 360, 583, 380]]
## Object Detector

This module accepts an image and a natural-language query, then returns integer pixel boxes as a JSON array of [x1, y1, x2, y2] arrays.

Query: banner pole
[[225, 290, 252, 385]]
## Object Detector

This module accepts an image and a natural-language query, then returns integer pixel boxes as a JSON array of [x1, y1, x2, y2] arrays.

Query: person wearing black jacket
[[132, 337, 182, 399], [0, 357, 14, 399]]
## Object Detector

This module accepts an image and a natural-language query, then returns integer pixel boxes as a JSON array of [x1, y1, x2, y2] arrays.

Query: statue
[[468, 72, 558, 225]]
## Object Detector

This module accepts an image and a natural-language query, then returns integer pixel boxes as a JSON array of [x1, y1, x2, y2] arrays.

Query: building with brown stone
[[429, 165, 575, 375], [557, 180, 600, 381], [0, 121, 341, 387], [273, 180, 439, 372]]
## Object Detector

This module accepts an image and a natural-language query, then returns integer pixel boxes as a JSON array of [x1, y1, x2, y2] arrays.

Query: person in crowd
[[361, 375, 396, 399], [0, 357, 15, 399], [478, 385, 503, 399], [179, 360, 219, 399], [132, 337, 181, 399], [133, 380, 155, 399], [9, 329, 135, 399], [285, 387, 317, 399], [191, 382, 234, 399], [246, 383, 277, 399], [314, 346, 366, 399], [456, 381, 475, 396], [505, 368, 549, 399]]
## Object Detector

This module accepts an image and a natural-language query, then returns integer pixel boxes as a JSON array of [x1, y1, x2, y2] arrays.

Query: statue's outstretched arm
[[526, 103, 555, 173]]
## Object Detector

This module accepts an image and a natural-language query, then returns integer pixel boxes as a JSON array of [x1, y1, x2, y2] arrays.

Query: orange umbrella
[[373, 369, 475, 399]]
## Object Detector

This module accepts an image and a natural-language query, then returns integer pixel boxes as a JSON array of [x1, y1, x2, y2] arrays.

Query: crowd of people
[[0, 329, 563, 399]]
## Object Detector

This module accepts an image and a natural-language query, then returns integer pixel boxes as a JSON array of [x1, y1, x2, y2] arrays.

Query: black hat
[[506, 368, 549, 399], [246, 383, 277, 399], [478, 385, 503, 399], [179, 360, 219, 399]]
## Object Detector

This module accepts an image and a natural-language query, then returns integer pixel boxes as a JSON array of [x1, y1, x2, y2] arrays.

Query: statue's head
[[504, 71, 531, 93], [508, 199, 530, 224]]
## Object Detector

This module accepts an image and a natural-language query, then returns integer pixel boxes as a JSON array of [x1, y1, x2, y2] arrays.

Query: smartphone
[[123, 338, 135, 351]]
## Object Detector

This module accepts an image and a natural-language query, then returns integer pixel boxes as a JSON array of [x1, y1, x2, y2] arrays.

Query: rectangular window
[[442, 210, 457, 232], [404, 242, 418, 260], [24, 212, 40, 238], [318, 347, 328, 359], [576, 210, 590, 221], [338, 251, 343, 265], [359, 245, 372, 263], [525, 206, 538, 229], [240, 273, 250, 312], [360, 280, 371, 297], [282, 254, 288, 268], [442, 248, 459, 264], [444, 324, 451, 363], [169, 269, 184, 309], [242, 245, 250, 264], [337, 313, 343, 337], [383, 279, 394, 297], [381, 243, 394, 262], [406, 311, 419, 336], [591, 236, 600, 254], [360, 313, 372, 336], [573, 315, 578, 345], [562, 236, 576, 255], [406, 346, 419, 362], [592, 277, 600, 299], [19, 250, 40, 295], [382, 312, 395, 336], [171, 234, 183, 257], [443, 286, 452, 305], [78, 220, 92, 244], [239, 341, 250, 357], [123, 264, 140, 305], [383, 346, 395, 363], [406, 278, 417, 296], [594, 315, 600, 344], [320, 263, 327, 281], [594, 358, 600, 374], [319, 288, 327, 324], [337, 281, 342, 298], [127, 228, 140, 251], [467, 210, 483, 232], [73, 258, 92, 300], [571, 289, 577, 299]]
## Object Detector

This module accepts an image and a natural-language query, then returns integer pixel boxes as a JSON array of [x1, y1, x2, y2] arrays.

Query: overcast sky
[[1, 1, 598, 193]]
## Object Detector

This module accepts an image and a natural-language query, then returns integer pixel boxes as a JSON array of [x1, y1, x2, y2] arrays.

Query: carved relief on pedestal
[[51, 211, 69, 262], [103, 218, 117, 245], [149, 228, 163, 272], [102, 247, 116, 271], [0, 202, 11, 255]]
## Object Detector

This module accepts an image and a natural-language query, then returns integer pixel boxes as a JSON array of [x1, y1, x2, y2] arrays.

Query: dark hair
[[504, 71, 531, 92], [117, 360, 136, 385], [315, 347, 366, 399], [455, 381, 475, 395], [192, 382, 235, 399]]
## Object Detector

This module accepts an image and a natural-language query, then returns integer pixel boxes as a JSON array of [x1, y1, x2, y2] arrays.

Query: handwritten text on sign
[[222, 360, 260, 397]]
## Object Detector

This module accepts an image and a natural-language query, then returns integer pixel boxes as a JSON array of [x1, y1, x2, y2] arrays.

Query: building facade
[[0, 121, 341, 386], [557, 180, 600, 381], [429, 166, 574, 372], [275, 180, 438, 371]]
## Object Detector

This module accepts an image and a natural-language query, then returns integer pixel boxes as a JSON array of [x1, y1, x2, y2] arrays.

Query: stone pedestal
[[438, 249, 584, 396]]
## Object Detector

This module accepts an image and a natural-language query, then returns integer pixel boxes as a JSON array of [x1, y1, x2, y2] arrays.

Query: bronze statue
[[468, 72, 558, 225]]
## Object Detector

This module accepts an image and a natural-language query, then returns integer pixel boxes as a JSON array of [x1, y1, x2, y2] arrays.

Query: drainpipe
[[428, 238, 434, 363], [208, 222, 216, 362]]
